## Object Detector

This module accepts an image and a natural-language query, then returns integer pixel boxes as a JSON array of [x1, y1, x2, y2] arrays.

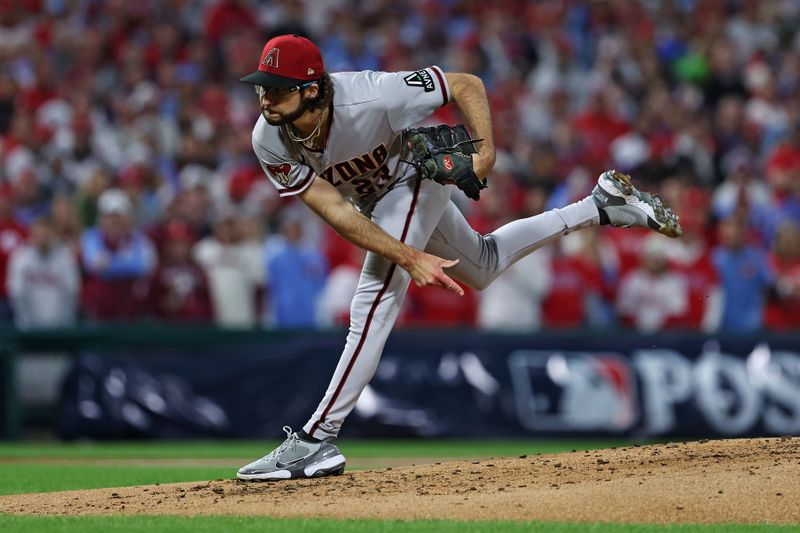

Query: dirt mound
[[2, 438, 798, 524]]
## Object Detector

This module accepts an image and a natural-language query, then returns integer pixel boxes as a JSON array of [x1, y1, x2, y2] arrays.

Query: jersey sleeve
[[253, 139, 316, 197], [381, 65, 451, 132]]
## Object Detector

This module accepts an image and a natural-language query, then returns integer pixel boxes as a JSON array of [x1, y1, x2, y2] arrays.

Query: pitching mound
[[2, 437, 798, 524]]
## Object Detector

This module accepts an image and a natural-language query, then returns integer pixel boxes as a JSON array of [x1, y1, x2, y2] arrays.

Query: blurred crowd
[[2, 0, 800, 333]]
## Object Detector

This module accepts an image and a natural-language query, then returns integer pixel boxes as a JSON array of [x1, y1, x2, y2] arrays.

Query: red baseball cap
[[240, 34, 324, 88]]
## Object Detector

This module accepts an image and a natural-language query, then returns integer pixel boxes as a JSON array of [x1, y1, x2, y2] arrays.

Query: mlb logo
[[508, 350, 637, 432]]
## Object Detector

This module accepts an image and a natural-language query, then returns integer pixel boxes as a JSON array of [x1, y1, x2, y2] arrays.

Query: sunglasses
[[254, 81, 317, 100]]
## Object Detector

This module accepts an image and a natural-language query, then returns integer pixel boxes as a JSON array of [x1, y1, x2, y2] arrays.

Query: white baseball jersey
[[248, 65, 601, 441], [252, 66, 450, 213]]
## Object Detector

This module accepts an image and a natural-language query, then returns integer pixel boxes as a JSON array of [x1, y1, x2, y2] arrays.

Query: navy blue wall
[[50, 329, 800, 440]]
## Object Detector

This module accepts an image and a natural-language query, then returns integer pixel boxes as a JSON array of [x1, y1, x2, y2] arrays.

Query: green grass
[[0, 439, 630, 460], [0, 464, 232, 496], [0, 517, 797, 533]]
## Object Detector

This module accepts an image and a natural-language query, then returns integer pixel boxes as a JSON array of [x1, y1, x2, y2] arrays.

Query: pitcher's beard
[[263, 98, 309, 126]]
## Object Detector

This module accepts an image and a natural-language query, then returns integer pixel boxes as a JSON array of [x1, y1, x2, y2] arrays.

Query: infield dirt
[[1, 437, 798, 524]]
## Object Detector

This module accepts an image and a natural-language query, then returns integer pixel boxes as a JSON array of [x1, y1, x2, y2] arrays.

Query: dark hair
[[301, 72, 333, 112]]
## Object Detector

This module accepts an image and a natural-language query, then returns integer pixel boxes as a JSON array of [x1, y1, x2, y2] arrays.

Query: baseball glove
[[403, 124, 486, 201]]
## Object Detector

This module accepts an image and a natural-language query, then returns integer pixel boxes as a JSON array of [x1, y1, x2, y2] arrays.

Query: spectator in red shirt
[[18, 58, 57, 113], [617, 235, 689, 332], [147, 220, 211, 323], [758, 128, 800, 244], [603, 226, 650, 278], [570, 86, 630, 173], [766, 220, 800, 329], [667, 200, 722, 332], [400, 282, 478, 328], [203, 0, 257, 45], [542, 230, 615, 329]]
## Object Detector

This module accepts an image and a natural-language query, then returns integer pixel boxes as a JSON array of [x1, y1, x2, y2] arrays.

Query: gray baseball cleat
[[592, 170, 682, 238], [237, 426, 346, 481]]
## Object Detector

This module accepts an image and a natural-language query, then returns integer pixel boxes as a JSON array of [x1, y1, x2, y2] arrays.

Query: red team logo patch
[[266, 163, 292, 186], [442, 154, 453, 172]]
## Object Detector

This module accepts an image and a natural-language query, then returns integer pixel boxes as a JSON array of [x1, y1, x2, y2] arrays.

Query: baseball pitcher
[[236, 34, 681, 480]]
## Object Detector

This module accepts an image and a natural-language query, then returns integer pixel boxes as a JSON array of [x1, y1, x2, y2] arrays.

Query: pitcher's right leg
[[303, 179, 453, 441]]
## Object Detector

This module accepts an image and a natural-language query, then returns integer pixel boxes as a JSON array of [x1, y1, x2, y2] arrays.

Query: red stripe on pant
[[309, 179, 422, 437]]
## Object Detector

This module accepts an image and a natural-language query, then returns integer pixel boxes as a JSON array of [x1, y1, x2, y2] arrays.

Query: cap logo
[[307, 68, 315, 75], [263, 47, 280, 69]]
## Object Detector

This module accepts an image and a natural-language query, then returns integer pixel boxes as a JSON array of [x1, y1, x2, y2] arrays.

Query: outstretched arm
[[300, 177, 463, 296], [445, 72, 496, 180]]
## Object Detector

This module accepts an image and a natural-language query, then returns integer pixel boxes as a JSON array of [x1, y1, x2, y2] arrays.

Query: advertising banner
[[55, 331, 800, 439]]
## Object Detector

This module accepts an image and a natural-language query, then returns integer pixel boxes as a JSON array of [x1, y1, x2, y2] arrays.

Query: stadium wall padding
[[2, 326, 792, 440]]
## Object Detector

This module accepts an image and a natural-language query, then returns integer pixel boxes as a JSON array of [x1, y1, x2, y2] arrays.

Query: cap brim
[[239, 71, 302, 87]]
